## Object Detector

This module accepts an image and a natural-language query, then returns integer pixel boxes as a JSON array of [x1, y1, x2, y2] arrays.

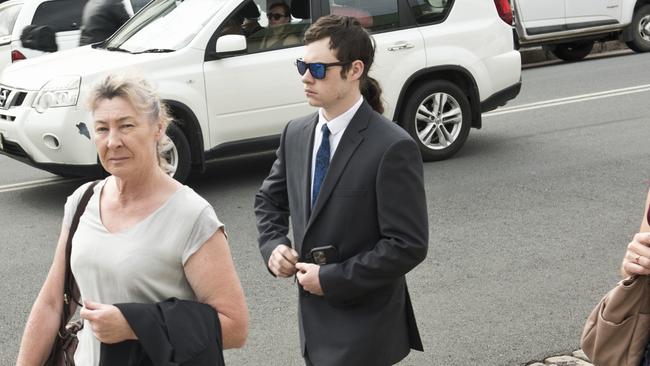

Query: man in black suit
[[255, 15, 428, 366]]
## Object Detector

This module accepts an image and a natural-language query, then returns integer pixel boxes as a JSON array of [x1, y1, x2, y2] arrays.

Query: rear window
[[0, 3, 22, 37], [407, 0, 454, 24], [328, 0, 399, 32], [32, 0, 87, 32]]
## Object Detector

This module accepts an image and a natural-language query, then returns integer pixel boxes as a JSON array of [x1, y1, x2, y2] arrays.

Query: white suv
[[0, 0, 86, 72], [0, 0, 521, 182]]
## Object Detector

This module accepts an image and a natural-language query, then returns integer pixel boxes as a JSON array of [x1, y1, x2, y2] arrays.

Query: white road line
[[0, 177, 75, 194], [484, 84, 650, 117]]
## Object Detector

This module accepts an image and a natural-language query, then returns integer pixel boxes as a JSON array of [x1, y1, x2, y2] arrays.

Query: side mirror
[[215, 34, 247, 57], [20, 25, 58, 52]]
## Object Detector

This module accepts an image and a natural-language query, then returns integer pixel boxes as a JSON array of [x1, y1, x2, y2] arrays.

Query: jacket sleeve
[[319, 138, 429, 304], [254, 122, 292, 273], [111, 299, 224, 365]]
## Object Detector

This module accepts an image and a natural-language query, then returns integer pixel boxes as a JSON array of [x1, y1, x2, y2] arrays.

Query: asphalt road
[[1, 51, 649, 365]]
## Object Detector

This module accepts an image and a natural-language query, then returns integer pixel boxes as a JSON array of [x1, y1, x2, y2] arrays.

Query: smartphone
[[308, 245, 339, 265]]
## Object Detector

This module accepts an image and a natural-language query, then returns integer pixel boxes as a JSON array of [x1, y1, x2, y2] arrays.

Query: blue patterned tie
[[312, 124, 330, 208]]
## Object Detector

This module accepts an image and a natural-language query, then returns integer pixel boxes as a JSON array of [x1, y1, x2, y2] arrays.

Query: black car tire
[[401, 80, 471, 161], [626, 5, 650, 53]]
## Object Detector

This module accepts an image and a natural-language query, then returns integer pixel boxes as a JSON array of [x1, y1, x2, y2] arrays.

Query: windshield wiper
[[104, 46, 133, 53], [133, 48, 175, 54]]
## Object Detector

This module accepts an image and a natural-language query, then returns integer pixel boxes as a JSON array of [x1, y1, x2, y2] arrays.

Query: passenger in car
[[258, 1, 300, 49]]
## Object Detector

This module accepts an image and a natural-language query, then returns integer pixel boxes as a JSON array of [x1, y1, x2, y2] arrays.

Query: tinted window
[[221, 0, 312, 54], [32, 0, 87, 32], [0, 3, 22, 37], [408, 0, 453, 24], [328, 0, 399, 32], [131, 0, 150, 13]]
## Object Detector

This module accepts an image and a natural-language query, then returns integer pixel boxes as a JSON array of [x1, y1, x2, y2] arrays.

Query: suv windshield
[[104, 0, 227, 53]]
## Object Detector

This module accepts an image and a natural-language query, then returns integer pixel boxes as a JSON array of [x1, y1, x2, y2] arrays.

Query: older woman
[[16, 74, 248, 365]]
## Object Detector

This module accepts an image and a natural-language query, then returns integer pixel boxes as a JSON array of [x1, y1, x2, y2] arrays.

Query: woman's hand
[[621, 232, 650, 277], [80, 300, 137, 344]]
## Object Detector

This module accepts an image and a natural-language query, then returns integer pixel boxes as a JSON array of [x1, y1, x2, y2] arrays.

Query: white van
[[0, 0, 522, 182]]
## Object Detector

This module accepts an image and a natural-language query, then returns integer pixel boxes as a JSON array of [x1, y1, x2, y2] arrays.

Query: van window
[[327, 0, 399, 32], [32, 0, 87, 32], [407, 0, 453, 24], [0, 3, 22, 37]]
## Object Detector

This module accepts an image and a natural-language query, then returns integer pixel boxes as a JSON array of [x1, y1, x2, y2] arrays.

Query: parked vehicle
[[0, 0, 86, 72], [513, 0, 650, 61], [0, 0, 522, 182], [0, 0, 149, 72]]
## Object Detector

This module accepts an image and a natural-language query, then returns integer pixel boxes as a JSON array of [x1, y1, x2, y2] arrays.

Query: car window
[[106, 0, 227, 53], [31, 0, 86, 32], [327, 0, 399, 32], [131, 0, 150, 13], [0, 3, 22, 37], [219, 0, 311, 54], [407, 0, 453, 24]]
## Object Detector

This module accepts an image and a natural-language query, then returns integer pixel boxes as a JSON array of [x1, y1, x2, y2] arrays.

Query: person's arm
[[184, 229, 248, 349], [16, 225, 73, 366], [318, 138, 429, 304], [254, 123, 296, 275], [621, 189, 650, 277]]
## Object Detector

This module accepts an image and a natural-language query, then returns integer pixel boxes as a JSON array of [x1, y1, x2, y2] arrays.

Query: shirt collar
[[317, 96, 364, 136]]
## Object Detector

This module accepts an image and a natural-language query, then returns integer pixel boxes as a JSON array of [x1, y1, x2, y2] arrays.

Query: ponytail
[[361, 76, 384, 114]]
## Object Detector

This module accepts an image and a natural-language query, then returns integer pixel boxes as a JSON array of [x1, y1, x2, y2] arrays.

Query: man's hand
[[80, 300, 137, 344], [268, 244, 299, 277], [295, 262, 323, 296]]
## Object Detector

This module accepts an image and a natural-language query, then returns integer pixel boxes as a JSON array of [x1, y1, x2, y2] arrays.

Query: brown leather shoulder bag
[[45, 181, 98, 366]]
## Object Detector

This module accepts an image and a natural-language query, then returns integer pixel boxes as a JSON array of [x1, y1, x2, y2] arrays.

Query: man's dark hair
[[304, 15, 384, 114]]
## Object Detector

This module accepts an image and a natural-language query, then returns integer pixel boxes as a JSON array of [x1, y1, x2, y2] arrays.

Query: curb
[[525, 349, 594, 366], [520, 40, 628, 64]]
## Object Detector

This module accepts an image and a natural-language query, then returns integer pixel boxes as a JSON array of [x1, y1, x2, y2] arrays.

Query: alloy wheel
[[415, 92, 463, 150], [639, 14, 650, 42], [159, 140, 179, 177]]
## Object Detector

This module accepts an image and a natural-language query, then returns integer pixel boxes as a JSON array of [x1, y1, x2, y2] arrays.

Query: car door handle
[[387, 42, 414, 51]]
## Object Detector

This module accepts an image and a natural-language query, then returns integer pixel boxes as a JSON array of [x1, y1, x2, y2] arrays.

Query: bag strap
[[59, 181, 100, 329]]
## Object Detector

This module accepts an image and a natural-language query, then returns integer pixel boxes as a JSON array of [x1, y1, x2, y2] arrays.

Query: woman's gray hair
[[86, 74, 175, 175]]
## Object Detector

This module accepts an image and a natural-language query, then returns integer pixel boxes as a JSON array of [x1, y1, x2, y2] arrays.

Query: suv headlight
[[33, 76, 81, 113]]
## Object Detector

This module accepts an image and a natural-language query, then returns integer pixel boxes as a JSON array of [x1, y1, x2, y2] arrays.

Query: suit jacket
[[79, 0, 130, 46], [99, 298, 225, 366], [255, 101, 429, 366]]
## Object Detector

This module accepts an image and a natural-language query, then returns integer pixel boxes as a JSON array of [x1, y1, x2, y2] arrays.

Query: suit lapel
[[301, 114, 318, 229], [306, 102, 371, 230]]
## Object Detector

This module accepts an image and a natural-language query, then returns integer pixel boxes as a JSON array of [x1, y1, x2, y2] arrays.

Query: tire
[[626, 5, 650, 53], [162, 122, 191, 183], [401, 80, 471, 161], [551, 41, 594, 61]]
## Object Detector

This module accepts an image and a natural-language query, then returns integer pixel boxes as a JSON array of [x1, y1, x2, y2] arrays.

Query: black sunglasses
[[267, 13, 289, 20], [295, 59, 351, 80]]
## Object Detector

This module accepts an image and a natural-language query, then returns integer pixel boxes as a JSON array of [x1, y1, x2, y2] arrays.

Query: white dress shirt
[[310, 96, 364, 207]]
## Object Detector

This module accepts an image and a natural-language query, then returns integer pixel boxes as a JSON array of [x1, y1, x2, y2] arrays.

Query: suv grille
[[0, 87, 27, 109]]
